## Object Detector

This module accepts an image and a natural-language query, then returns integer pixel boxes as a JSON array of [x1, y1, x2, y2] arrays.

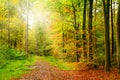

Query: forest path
[[12, 59, 120, 80], [12, 60, 80, 80]]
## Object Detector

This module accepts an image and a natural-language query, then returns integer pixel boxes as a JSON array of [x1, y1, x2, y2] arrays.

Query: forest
[[0, 0, 120, 80]]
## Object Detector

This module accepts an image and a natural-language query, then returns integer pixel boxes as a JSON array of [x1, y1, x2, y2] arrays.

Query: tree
[[110, 0, 114, 55], [82, 0, 87, 58], [7, 0, 10, 46], [117, 0, 120, 74], [93, 0, 97, 54], [88, 0, 93, 60], [25, 0, 29, 56], [71, 0, 81, 62], [102, 0, 110, 72]]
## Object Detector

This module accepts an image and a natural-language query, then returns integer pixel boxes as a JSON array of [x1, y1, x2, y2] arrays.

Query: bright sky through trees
[[22, 0, 51, 28]]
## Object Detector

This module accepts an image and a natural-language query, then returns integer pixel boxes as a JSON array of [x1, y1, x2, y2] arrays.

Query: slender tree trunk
[[72, 2, 80, 62], [117, 0, 120, 74], [61, 14, 66, 53], [114, 0, 116, 23], [88, 0, 93, 60], [62, 30, 65, 53], [93, 0, 97, 54], [113, 0, 116, 53], [25, 0, 28, 56], [102, 0, 110, 72], [72, 3, 77, 29], [36, 33, 39, 54], [110, 0, 114, 55], [7, 0, 10, 46], [82, 0, 87, 58]]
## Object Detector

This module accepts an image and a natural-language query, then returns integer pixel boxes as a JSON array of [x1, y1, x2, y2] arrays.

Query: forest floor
[[11, 58, 120, 80]]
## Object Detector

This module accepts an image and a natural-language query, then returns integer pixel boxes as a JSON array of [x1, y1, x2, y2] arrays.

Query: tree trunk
[[117, 0, 120, 74], [7, 0, 10, 47], [82, 0, 87, 59], [110, 0, 114, 55], [93, 0, 97, 54], [61, 14, 65, 53], [36, 36, 39, 54], [102, 0, 110, 72], [25, 0, 29, 57], [88, 0, 93, 60], [113, 0, 117, 54], [72, 2, 80, 62]]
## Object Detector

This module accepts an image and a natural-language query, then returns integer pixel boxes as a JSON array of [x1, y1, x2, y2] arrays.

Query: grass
[[0, 55, 76, 80], [0, 55, 38, 80], [40, 56, 75, 70]]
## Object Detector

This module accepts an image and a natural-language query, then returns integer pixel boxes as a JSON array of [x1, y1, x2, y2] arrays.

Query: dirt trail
[[12, 60, 120, 80]]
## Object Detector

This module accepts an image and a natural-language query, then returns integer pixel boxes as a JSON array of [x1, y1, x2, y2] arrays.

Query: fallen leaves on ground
[[11, 60, 120, 80]]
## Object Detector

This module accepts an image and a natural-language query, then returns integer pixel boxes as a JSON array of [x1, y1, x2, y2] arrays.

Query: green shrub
[[0, 55, 37, 80], [0, 45, 26, 68], [0, 60, 9, 68], [0, 45, 26, 60]]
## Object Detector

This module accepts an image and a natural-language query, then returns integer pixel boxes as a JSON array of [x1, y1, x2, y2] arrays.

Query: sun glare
[[23, 0, 51, 28]]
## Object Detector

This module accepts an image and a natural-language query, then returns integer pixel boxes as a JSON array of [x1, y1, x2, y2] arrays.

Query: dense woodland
[[0, 0, 120, 78]]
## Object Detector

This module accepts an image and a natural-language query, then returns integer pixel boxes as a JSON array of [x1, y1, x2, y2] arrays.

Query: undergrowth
[[0, 45, 38, 80], [0, 55, 37, 80]]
